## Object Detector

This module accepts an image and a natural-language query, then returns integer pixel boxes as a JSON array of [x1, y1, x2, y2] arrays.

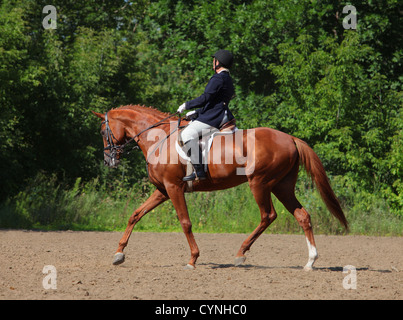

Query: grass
[[0, 173, 402, 236]]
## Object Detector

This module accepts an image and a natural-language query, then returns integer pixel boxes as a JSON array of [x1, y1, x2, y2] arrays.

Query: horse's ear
[[91, 111, 105, 120]]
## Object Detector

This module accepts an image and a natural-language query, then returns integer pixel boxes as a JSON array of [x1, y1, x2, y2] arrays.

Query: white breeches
[[181, 120, 218, 144]]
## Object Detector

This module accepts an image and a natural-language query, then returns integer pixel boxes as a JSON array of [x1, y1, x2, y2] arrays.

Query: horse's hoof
[[303, 265, 314, 272], [234, 256, 246, 266], [113, 252, 125, 265], [184, 264, 195, 270]]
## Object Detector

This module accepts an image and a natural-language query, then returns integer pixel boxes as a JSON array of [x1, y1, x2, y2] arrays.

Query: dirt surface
[[0, 230, 401, 300]]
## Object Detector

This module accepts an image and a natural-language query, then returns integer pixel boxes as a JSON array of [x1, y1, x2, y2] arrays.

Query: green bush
[[1, 173, 401, 236]]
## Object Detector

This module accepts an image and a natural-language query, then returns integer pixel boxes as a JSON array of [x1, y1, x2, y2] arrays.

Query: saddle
[[219, 118, 237, 132], [176, 119, 238, 191]]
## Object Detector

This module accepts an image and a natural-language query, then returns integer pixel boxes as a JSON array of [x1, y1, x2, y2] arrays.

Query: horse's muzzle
[[104, 155, 120, 168]]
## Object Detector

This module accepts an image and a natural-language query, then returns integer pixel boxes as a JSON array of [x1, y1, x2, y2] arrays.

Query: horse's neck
[[118, 109, 170, 153], [114, 109, 155, 131]]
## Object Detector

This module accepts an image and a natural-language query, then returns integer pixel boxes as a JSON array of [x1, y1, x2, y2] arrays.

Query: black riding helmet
[[212, 49, 233, 69]]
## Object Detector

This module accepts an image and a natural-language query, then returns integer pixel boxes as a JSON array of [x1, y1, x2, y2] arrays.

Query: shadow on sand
[[198, 262, 392, 273]]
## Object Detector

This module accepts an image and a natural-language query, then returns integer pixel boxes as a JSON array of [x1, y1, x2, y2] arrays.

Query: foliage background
[[0, 0, 401, 234]]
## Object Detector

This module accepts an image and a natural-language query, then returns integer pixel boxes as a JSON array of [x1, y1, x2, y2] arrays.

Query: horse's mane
[[114, 104, 176, 120]]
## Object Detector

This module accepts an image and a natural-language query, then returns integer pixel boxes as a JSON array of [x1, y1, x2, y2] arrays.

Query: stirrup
[[183, 171, 206, 182]]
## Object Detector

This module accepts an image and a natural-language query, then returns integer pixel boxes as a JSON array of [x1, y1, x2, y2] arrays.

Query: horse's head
[[92, 111, 126, 168]]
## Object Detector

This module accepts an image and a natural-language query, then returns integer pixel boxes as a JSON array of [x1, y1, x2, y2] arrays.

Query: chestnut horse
[[93, 105, 348, 271]]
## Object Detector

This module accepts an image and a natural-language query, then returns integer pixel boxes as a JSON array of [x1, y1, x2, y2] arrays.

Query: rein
[[102, 111, 181, 161]]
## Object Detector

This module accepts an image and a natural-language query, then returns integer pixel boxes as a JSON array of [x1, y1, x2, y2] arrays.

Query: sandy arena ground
[[0, 230, 401, 300]]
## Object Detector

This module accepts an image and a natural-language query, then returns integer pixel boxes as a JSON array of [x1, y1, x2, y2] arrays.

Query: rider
[[177, 49, 235, 182]]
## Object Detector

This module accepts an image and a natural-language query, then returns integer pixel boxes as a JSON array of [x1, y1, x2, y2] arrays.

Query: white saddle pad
[[175, 126, 238, 167]]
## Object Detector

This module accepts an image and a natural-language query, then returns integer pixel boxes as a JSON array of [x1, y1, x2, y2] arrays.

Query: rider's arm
[[185, 75, 223, 110]]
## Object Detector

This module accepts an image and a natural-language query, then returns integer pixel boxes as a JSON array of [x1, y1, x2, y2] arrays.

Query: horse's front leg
[[166, 184, 199, 269], [113, 188, 168, 265]]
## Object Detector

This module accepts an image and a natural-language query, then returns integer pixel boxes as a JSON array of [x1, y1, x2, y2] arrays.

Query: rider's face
[[212, 58, 219, 72]]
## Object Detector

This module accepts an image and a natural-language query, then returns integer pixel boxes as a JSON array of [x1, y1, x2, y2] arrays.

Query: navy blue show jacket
[[185, 71, 235, 129]]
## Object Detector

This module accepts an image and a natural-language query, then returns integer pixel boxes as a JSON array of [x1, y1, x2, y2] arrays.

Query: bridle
[[101, 111, 181, 164], [101, 112, 125, 162]]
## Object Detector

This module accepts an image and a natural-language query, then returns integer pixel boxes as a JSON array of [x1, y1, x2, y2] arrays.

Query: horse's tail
[[292, 137, 348, 229]]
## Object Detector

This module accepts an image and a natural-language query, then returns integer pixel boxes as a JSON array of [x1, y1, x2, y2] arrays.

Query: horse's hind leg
[[293, 206, 318, 271], [113, 188, 168, 265], [235, 182, 277, 266], [273, 175, 318, 271]]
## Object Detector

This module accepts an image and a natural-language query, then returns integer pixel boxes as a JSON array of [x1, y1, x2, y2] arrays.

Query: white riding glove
[[185, 110, 198, 120], [177, 103, 186, 113], [186, 110, 196, 117]]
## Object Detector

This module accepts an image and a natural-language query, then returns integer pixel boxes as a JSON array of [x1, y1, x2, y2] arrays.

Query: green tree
[[0, 0, 401, 217]]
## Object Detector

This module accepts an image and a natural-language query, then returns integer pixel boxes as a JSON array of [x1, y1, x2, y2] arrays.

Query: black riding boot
[[183, 141, 206, 182], [183, 163, 206, 182]]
